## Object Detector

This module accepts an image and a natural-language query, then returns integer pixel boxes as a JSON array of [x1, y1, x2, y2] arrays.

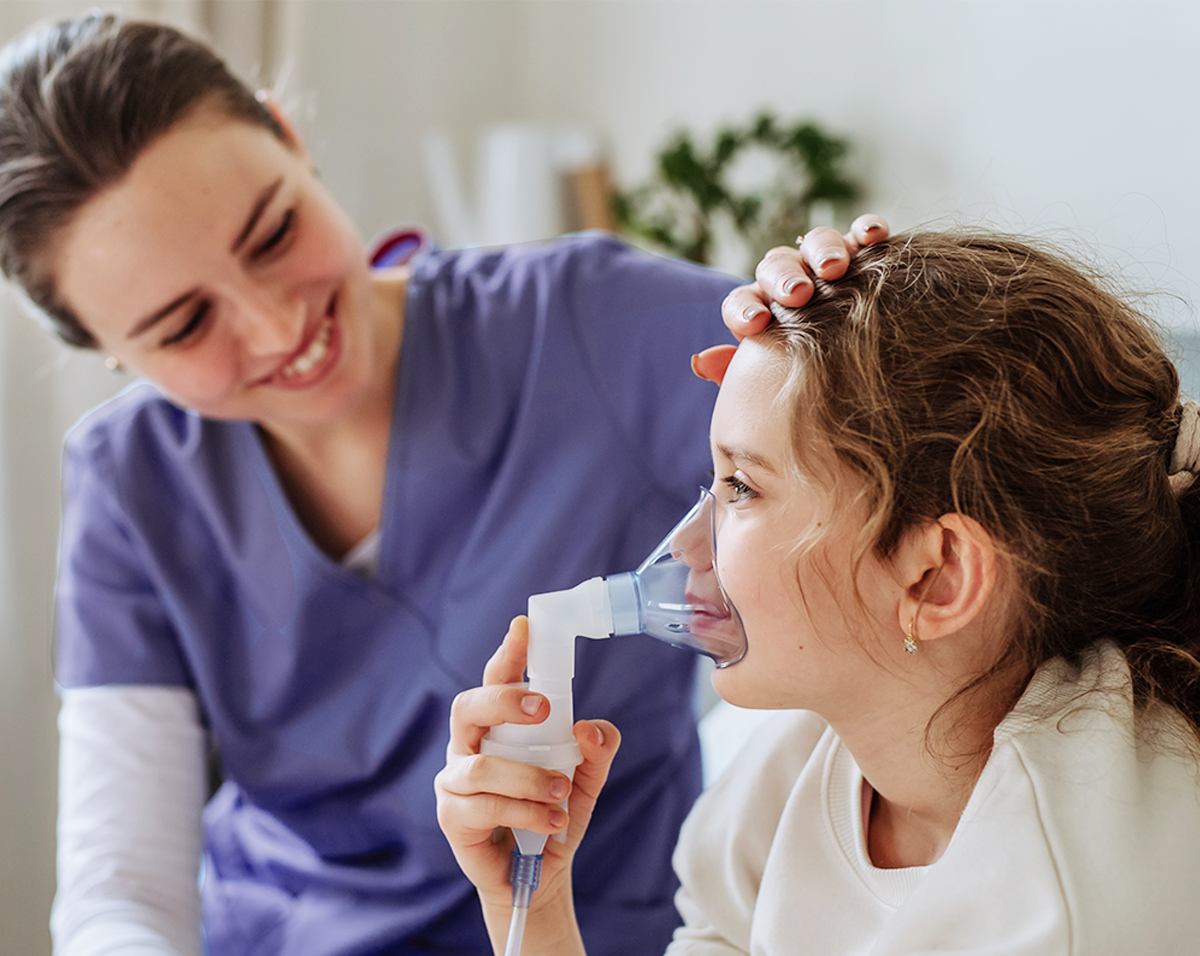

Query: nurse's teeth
[[281, 317, 331, 377]]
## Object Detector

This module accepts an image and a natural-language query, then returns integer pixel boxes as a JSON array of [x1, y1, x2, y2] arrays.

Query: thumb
[[691, 344, 738, 385], [482, 616, 529, 686]]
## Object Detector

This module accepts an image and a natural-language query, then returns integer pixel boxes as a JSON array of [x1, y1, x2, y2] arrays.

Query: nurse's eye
[[722, 473, 759, 502], [253, 208, 294, 258], [160, 300, 210, 347]]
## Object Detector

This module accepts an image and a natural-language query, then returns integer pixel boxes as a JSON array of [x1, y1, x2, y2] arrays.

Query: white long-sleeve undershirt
[[53, 685, 206, 956], [52, 532, 381, 955]]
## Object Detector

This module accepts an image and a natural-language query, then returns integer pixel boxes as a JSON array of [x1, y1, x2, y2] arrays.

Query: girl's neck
[[861, 743, 988, 869], [834, 657, 1024, 869]]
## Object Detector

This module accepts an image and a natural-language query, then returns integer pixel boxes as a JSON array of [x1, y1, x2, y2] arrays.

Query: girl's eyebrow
[[230, 176, 283, 254], [715, 442, 778, 474]]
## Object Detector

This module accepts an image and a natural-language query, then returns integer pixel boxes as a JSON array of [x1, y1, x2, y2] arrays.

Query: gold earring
[[104, 355, 124, 372], [904, 618, 918, 655]]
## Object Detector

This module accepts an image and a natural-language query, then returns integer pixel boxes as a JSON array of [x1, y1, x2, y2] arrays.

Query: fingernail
[[549, 809, 567, 828], [864, 221, 883, 232], [818, 254, 843, 271], [550, 777, 569, 800], [520, 695, 541, 715], [594, 725, 605, 747], [742, 304, 767, 322], [782, 277, 802, 295]]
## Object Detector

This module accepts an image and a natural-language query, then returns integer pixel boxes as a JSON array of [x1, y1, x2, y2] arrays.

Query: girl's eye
[[722, 473, 759, 502], [253, 209, 294, 258], [160, 301, 210, 347]]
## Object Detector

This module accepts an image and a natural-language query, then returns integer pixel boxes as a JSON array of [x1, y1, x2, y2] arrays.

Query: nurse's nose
[[670, 495, 714, 572], [232, 286, 305, 355]]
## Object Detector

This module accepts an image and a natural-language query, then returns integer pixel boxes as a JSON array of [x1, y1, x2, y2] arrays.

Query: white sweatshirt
[[668, 641, 1200, 955]]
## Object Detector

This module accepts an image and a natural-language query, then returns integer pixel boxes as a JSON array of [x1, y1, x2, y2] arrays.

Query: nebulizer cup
[[481, 488, 745, 955]]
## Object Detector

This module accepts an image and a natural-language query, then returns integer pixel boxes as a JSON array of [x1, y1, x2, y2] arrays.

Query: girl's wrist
[[482, 872, 585, 956]]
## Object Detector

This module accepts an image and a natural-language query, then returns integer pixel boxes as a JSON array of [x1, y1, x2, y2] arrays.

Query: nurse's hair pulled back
[[0, 11, 284, 348], [763, 230, 1200, 742]]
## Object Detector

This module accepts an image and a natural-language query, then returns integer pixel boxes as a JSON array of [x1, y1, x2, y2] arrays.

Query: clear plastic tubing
[[503, 903, 529, 956]]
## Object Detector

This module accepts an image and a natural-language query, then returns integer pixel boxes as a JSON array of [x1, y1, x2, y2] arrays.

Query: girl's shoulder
[[968, 641, 1200, 952]]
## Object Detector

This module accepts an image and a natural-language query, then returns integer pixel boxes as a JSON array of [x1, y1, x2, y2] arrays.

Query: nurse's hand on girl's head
[[691, 344, 738, 386], [721, 214, 890, 340]]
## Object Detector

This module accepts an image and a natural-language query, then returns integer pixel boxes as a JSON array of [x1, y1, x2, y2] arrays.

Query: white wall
[[282, 0, 528, 248], [300, 0, 1200, 324], [2, 1, 1198, 951]]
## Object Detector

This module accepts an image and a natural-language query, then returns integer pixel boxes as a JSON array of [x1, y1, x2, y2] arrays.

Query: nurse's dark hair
[[763, 230, 1200, 744], [0, 11, 284, 348]]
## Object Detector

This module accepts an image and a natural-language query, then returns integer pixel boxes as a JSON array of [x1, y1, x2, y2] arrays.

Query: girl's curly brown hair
[[762, 230, 1200, 741]]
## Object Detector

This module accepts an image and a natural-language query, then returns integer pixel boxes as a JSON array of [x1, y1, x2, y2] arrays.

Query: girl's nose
[[671, 494, 715, 571]]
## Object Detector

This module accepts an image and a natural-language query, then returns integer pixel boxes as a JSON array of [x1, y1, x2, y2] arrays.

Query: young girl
[[437, 230, 1200, 954], [0, 11, 880, 955]]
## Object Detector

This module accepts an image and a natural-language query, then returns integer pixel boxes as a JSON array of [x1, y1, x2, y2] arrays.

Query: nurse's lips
[[263, 295, 340, 387]]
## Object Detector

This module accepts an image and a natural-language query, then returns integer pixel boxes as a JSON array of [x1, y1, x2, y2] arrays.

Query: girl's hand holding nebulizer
[[435, 618, 620, 956], [437, 490, 746, 954]]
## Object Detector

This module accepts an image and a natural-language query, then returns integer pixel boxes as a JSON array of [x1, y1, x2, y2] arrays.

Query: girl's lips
[[686, 590, 728, 620]]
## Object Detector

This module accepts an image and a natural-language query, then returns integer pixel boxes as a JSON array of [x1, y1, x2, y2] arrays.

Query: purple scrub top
[[56, 233, 741, 955]]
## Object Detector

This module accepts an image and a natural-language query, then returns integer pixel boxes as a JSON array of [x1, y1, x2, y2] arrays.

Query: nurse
[[0, 11, 886, 956]]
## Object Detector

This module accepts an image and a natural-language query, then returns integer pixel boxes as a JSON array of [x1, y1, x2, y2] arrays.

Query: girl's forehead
[[711, 341, 791, 458], [720, 339, 790, 406]]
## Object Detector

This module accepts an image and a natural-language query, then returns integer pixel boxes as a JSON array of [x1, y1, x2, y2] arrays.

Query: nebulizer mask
[[481, 487, 746, 956]]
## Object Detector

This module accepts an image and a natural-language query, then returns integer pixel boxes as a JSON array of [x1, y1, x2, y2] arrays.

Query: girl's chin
[[710, 661, 799, 711], [710, 667, 758, 710]]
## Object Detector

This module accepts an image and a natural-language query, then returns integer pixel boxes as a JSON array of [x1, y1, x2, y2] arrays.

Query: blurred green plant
[[612, 112, 861, 272]]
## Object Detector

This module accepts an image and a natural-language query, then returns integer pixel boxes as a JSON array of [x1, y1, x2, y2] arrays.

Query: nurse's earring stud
[[904, 618, 918, 655], [104, 355, 124, 373]]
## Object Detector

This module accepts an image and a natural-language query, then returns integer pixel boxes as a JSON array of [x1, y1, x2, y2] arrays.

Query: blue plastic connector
[[509, 850, 543, 909]]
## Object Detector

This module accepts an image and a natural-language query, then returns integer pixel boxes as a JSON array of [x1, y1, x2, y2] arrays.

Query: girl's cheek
[[717, 545, 756, 613]]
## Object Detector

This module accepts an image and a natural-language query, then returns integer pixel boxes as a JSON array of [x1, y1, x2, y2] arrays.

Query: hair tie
[[1169, 400, 1200, 495]]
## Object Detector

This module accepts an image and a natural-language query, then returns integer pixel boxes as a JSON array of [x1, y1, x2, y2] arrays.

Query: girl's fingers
[[435, 755, 572, 842], [574, 719, 620, 775], [447, 682, 549, 756], [561, 719, 621, 843]]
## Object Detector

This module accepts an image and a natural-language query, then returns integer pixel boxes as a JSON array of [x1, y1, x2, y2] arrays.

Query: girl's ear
[[255, 90, 310, 163], [893, 514, 999, 647]]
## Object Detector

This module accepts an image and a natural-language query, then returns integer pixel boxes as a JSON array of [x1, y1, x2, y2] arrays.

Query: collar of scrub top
[[369, 227, 432, 268]]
